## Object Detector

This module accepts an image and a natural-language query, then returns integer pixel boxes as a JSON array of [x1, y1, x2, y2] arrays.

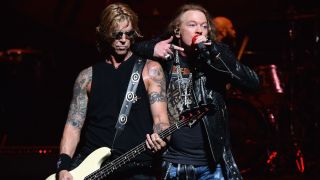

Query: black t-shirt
[[163, 56, 210, 165], [81, 54, 154, 163]]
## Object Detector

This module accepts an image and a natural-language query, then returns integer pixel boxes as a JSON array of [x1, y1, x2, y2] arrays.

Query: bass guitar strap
[[112, 58, 146, 148]]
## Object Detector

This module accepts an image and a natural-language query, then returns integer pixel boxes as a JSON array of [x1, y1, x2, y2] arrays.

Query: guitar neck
[[85, 120, 190, 179], [158, 119, 189, 139]]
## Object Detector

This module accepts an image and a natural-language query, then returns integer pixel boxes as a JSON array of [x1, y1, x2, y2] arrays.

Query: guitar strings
[[85, 122, 185, 180], [85, 109, 206, 179], [85, 120, 188, 180], [85, 111, 207, 179]]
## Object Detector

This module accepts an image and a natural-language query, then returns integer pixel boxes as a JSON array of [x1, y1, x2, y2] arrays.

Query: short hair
[[167, 4, 216, 41], [96, 3, 142, 57]]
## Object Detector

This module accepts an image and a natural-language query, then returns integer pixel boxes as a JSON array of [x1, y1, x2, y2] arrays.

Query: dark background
[[0, 0, 319, 179]]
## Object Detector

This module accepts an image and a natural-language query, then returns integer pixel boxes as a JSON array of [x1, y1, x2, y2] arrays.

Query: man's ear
[[222, 28, 228, 37], [174, 28, 180, 38]]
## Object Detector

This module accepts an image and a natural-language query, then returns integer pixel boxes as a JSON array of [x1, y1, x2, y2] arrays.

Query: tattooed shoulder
[[146, 60, 164, 81], [66, 67, 92, 129], [76, 67, 92, 88], [145, 60, 167, 104]]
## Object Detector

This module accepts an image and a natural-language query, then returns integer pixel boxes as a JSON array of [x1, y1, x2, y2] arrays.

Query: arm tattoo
[[68, 119, 82, 128], [66, 67, 92, 129], [147, 62, 167, 104], [149, 67, 166, 93], [149, 92, 166, 104], [153, 122, 170, 134]]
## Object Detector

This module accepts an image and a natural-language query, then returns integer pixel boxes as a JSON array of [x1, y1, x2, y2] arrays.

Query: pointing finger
[[171, 44, 184, 52]]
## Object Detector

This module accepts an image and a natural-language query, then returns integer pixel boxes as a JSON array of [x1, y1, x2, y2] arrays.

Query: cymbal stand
[[286, 9, 305, 174]]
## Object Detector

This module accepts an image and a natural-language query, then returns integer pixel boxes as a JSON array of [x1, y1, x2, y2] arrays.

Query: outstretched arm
[[143, 60, 170, 152], [133, 36, 184, 60], [58, 67, 92, 179]]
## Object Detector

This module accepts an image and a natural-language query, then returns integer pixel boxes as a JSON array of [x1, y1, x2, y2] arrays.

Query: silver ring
[[164, 54, 171, 60]]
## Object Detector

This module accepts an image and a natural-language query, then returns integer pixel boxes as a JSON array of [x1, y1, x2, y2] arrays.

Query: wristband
[[56, 153, 72, 173]]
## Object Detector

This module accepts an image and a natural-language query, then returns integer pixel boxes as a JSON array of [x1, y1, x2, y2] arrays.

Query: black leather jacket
[[133, 38, 260, 179]]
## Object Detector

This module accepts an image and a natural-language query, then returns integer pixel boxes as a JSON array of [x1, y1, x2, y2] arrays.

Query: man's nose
[[119, 34, 127, 42], [196, 25, 203, 35]]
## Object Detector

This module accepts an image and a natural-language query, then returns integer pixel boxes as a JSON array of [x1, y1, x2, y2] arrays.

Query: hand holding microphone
[[192, 35, 212, 58]]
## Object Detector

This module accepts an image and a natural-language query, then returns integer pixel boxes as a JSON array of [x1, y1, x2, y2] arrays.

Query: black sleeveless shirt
[[81, 54, 154, 162]]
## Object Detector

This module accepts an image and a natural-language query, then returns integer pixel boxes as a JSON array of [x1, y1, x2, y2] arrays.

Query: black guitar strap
[[112, 58, 146, 148]]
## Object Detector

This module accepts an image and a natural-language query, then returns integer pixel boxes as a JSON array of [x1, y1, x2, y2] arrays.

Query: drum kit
[[227, 10, 319, 176], [227, 63, 289, 175]]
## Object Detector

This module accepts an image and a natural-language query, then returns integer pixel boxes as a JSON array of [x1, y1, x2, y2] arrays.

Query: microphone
[[196, 41, 212, 59], [191, 35, 212, 58]]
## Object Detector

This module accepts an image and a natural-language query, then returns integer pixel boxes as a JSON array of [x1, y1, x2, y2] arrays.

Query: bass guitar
[[46, 104, 212, 180]]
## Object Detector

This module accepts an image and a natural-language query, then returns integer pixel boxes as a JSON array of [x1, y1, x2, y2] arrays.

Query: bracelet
[[56, 153, 72, 173]]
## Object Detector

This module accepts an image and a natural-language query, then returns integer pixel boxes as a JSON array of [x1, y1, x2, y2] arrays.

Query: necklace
[[173, 50, 193, 109]]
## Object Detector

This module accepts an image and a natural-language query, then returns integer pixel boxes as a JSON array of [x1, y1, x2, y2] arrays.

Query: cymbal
[[0, 51, 6, 62], [266, 12, 318, 21], [6, 48, 40, 55], [287, 13, 317, 20], [242, 50, 280, 55], [243, 50, 259, 55], [0, 49, 41, 63]]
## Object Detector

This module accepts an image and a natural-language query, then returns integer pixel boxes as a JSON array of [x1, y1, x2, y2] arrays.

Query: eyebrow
[[185, 20, 208, 24]]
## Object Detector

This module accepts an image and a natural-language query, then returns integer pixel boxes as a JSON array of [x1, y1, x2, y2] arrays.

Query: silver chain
[[174, 50, 193, 109]]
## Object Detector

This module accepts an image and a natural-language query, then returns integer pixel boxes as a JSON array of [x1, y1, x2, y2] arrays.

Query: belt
[[162, 161, 197, 180]]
